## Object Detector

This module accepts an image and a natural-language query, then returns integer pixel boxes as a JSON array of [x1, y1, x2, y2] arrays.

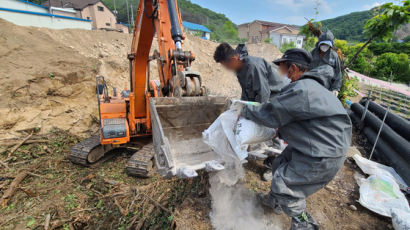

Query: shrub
[[280, 41, 296, 53], [372, 52, 410, 83]]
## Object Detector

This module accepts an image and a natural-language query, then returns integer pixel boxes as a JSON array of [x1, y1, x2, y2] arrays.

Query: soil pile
[[0, 19, 282, 139]]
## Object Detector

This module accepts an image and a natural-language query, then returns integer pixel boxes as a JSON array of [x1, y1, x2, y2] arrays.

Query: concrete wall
[[0, 0, 91, 30], [248, 21, 262, 43], [81, 2, 116, 30], [116, 23, 129, 33], [238, 24, 248, 40], [0, 9, 92, 30], [184, 28, 210, 40], [0, 0, 47, 13]]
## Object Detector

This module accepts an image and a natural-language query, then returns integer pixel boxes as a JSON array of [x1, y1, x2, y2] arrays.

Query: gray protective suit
[[311, 30, 343, 91], [235, 46, 287, 102], [243, 65, 352, 217]]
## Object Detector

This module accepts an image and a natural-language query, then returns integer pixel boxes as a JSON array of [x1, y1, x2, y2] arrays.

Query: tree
[[347, 1, 410, 68]]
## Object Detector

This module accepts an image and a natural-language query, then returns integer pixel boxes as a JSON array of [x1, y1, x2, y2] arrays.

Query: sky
[[190, 0, 388, 25]]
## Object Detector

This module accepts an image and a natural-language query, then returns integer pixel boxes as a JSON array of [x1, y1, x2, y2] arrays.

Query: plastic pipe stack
[[349, 98, 410, 186]]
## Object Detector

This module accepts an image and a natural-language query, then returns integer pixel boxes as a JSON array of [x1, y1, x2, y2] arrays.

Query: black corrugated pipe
[[350, 103, 410, 162], [363, 127, 410, 186], [360, 99, 410, 141], [348, 110, 361, 126]]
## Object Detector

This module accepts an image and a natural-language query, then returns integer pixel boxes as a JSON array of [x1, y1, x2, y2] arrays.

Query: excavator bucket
[[149, 96, 229, 178]]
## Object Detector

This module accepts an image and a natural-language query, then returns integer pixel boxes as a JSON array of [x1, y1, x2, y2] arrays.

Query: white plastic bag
[[235, 117, 276, 146], [230, 100, 276, 145], [353, 154, 408, 189], [203, 100, 275, 161], [391, 208, 410, 230], [203, 110, 248, 160], [358, 174, 410, 217]]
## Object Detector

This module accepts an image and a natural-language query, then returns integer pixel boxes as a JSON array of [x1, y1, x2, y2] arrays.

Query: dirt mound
[[0, 19, 282, 138], [0, 19, 100, 139]]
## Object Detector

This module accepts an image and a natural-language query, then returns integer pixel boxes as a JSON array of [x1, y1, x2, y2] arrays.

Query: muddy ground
[[0, 19, 392, 230]]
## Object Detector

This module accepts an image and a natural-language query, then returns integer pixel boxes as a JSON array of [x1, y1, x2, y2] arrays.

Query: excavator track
[[69, 134, 110, 166], [126, 143, 154, 178]]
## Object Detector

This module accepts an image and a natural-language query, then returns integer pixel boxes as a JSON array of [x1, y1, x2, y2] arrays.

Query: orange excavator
[[69, 0, 228, 178]]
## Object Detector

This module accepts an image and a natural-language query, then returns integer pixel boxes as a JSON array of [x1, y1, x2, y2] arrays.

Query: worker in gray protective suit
[[241, 48, 352, 230], [311, 30, 342, 96], [213, 43, 287, 102], [213, 43, 288, 180]]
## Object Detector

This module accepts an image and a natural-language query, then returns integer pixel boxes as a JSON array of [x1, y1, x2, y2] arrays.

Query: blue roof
[[182, 21, 211, 33]]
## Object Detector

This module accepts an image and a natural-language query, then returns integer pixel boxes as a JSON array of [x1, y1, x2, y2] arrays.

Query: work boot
[[290, 212, 319, 230], [256, 193, 283, 214]]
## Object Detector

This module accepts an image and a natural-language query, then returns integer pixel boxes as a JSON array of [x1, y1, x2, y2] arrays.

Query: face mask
[[320, 44, 330, 52]]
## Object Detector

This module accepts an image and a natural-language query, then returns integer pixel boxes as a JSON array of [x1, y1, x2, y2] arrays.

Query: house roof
[[182, 21, 211, 33], [42, 0, 100, 10], [240, 20, 299, 32]]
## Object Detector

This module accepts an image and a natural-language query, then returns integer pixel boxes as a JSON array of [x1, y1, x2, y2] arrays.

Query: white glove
[[333, 90, 339, 97]]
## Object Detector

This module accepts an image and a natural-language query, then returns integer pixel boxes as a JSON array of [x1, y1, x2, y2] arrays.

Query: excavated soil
[[0, 19, 391, 230], [1, 18, 282, 139]]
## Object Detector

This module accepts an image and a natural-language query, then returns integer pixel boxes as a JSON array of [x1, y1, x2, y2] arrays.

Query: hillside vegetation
[[321, 7, 409, 42], [101, 0, 241, 42]]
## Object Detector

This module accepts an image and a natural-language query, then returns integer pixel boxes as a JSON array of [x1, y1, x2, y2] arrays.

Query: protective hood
[[236, 44, 249, 60], [299, 65, 334, 89], [318, 30, 335, 46]]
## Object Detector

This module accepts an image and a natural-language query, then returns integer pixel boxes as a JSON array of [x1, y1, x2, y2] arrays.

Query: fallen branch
[[114, 198, 129, 216], [1, 140, 49, 147], [44, 214, 51, 230], [0, 160, 9, 170], [70, 207, 97, 214], [8, 132, 33, 157], [142, 193, 172, 214], [0, 170, 29, 207], [50, 219, 69, 230], [0, 163, 40, 207], [135, 188, 170, 230]]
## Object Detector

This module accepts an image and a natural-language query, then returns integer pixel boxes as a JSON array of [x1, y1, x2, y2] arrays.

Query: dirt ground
[[0, 19, 392, 230]]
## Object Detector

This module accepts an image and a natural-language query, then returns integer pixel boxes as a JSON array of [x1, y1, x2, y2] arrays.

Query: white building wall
[[269, 32, 304, 49], [0, 10, 92, 30], [0, 0, 48, 13]]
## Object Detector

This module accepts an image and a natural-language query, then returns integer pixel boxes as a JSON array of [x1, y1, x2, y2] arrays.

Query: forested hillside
[[321, 9, 376, 42], [29, 0, 241, 42], [321, 8, 409, 42]]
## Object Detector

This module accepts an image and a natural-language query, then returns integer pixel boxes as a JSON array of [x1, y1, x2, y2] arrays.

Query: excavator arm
[[127, 0, 204, 136]]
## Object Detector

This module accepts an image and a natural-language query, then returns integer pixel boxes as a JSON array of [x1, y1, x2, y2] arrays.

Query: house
[[43, 0, 128, 33], [0, 0, 92, 30], [182, 21, 211, 40], [238, 20, 305, 49]]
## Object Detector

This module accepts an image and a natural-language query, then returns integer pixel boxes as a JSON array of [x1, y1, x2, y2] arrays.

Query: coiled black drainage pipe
[[350, 103, 410, 162], [360, 99, 410, 141], [363, 127, 410, 186]]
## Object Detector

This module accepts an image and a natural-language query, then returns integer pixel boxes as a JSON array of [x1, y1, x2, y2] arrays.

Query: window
[[86, 17, 90, 20], [297, 40, 302, 44], [98, 6, 104, 11], [106, 23, 111, 26]]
